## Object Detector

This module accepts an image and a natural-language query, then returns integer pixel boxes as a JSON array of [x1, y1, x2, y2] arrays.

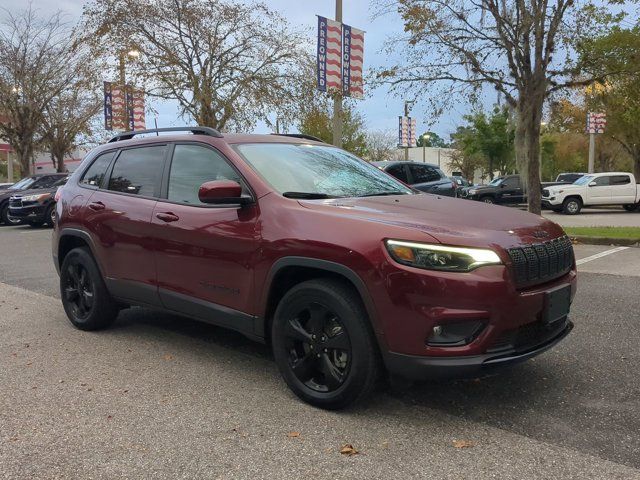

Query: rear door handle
[[156, 212, 179, 223], [88, 201, 105, 211]]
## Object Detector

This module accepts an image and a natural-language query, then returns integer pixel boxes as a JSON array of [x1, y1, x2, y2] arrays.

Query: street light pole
[[332, 0, 343, 148], [422, 133, 430, 163]]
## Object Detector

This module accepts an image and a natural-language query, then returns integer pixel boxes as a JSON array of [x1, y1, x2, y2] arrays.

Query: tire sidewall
[[481, 196, 494, 204], [563, 198, 581, 215], [272, 281, 375, 409]]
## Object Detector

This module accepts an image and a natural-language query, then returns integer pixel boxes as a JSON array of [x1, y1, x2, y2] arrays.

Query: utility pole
[[588, 132, 595, 174], [332, 0, 343, 148]]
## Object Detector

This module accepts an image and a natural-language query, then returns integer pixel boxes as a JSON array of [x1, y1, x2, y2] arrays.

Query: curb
[[569, 235, 640, 247]]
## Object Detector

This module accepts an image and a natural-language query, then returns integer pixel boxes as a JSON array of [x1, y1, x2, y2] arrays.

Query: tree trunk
[[515, 96, 544, 215], [633, 151, 640, 182]]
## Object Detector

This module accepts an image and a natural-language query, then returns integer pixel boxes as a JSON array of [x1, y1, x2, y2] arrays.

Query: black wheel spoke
[[83, 290, 94, 309], [285, 318, 312, 343], [308, 303, 326, 336], [324, 330, 349, 351], [68, 265, 80, 284], [64, 286, 79, 301], [291, 352, 315, 381], [320, 353, 343, 390]]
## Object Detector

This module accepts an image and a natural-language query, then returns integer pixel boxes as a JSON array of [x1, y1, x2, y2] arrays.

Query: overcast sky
[[0, 0, 491, 140]]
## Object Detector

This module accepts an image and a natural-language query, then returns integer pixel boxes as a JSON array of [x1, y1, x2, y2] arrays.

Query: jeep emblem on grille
[[533, 230, 550, 239]]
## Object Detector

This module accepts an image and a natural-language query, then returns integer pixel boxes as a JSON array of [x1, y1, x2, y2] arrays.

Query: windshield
[[488, 177, 503, 186], [573, 175, 594, 186], [9, 177, 35, 190], [235, 143, 414, 198]]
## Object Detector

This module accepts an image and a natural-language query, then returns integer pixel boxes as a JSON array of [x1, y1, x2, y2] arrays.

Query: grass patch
[[564, 227, 640, 240]]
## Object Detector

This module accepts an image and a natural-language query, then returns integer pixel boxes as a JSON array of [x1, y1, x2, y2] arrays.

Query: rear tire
[[562, 197, 582, 215], [60, 247, 118, 331], [271, 279, 380, 410]]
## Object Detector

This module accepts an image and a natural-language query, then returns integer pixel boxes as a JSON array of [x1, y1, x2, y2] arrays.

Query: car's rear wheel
[[562, 197, 582, 215], [271, 279, 380, 410], [60, 247, 118, 331]]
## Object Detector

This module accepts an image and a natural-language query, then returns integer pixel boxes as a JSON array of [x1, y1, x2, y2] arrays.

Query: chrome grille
[[507, 235, 574, 288]]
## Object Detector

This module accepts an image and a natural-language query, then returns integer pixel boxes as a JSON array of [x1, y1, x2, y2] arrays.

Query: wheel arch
[[259, 257, 380, 343], [57, 229, 104, 276]]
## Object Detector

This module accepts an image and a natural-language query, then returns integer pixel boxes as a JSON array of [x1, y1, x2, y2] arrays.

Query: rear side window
[[168, 144, 241, 205], [611, 175, 630, 185], [409, 164, 441, 183], [108, 146, 166, 197], [80, 152, 116, 187], [386, 165, 408, 183]]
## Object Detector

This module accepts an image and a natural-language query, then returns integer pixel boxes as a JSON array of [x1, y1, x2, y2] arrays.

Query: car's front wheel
[[271, 279, 380, 410], [1, 204, 21, 226], [60, 247, 118, 331], [480, 196, 495, 204], [562, 197, 582, 215]]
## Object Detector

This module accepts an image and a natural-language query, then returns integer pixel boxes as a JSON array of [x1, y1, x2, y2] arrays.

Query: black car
[[373, 161, 456, 197], [8, 175, 68, 227], [0, 173, 68, 225], [460, 174, 526, 204]]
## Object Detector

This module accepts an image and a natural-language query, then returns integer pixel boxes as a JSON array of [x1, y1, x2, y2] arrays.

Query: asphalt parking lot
[[542, 206, 640, 227], [1, 224, 639, 479]]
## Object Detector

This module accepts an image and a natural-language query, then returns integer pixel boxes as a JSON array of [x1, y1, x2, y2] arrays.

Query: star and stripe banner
[[103, 82, 146, 132], [317, 16, 364, 98], [398, 116, 416, 147]]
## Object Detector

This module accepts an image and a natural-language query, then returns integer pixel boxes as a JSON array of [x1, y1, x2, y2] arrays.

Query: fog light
[[427, 321, 485, 347]]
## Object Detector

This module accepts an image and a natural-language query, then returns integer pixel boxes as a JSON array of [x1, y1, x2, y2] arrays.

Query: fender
[[56, 228, 105, 276], [259, 256, 381, 337]]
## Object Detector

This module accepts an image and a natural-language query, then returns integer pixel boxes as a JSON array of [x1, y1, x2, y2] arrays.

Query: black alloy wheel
[[272, 279, 380, 410], [283, 302, 351, 393], [63, 263, 95, 320]]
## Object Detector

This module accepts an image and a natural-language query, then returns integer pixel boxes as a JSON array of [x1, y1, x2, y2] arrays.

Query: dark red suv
[[52, 127, 576, 409]]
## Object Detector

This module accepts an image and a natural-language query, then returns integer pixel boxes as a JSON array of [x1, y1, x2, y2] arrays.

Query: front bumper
[[384, 318, 573, 380], [9, 204, 47, 222]]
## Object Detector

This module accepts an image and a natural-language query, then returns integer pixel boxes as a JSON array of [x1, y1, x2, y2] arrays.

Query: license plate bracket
[[544, 284, 571, 325]]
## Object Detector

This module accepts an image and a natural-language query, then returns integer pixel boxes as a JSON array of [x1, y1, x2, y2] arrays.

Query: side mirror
[[588, 181, 597, 187], [198, 180, 252, 206]]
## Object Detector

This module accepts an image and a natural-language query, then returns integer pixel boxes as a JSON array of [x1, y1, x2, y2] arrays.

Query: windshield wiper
[[358, 191, 410, 197], [282, 191, 335, 199]]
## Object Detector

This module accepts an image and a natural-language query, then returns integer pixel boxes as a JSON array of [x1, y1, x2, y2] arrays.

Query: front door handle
[[88, 201, 105, 211], [156, 212, 179, 223]]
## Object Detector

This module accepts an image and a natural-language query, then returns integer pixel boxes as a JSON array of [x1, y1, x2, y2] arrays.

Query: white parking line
[[576, 246, 629, 265]]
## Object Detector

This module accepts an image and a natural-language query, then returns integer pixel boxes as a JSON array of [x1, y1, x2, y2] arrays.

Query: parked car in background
[[0, 173, 68, 225], [542, 172, 640, 214], [53, 127, 575, 409], [541, 173, 586, 190], [459, 174, 526, 205], [373, 161, 457, 197], [8, 175, 68, 227]]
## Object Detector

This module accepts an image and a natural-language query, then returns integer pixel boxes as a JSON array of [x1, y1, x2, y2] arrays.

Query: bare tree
[[374, 0, 632, 213], [364, 129, 399, 161], [83, 0, 308, 131], [0, 8, 88, 175]]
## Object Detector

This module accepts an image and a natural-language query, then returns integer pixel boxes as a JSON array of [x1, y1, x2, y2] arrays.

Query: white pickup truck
[[541, 172, 640, 215]]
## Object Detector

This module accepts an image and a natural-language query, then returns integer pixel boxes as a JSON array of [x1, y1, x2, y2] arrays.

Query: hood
[[546, 184, 582, 193], [9, 187, 57, 198], [299, 194, 565, 250]]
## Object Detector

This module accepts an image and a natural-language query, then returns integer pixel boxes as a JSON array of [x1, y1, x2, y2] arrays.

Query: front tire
[[60, 247, 118, 331], [45, 203, 56, 226], [623, 204, 638, 212], [1, 204, 21, 226], [271, 279, 380, 410], [562, 197, 582, 215], [480, 196, 495, 204]]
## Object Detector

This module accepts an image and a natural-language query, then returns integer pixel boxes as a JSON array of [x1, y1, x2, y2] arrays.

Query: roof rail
[[270, 133, 324, 143], [108, 126, 223, 143]]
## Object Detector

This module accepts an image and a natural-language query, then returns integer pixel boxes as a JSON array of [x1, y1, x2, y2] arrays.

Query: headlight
[[385, 240, 502, 272], [21, 193, 51, 202], [468, 189, 477, 194]]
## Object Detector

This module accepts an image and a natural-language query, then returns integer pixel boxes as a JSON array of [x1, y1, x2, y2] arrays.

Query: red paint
[[53, 133, 576, 365]]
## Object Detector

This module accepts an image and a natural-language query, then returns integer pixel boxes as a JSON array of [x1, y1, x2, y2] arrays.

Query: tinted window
[[168, 145, 241, 205], [593, 176, 610, 186], [611, 175, 630, 185], [108, 146, 166, 196], [502, 177, 520, 188], [409, 164, 441, 183], [80, 152, 116, 187], [33, 176, 60, 188], [386, 165, 408, 183]]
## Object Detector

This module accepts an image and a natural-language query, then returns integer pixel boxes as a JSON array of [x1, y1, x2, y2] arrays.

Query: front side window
[[593, 176, 611, 187], [108, 146, 166, 196], [80, 151, 116, 187], [502, 177, 519, 188], [168, 144, 241, 205], [409, 164, 441, 183], [386, 165, 408, 183], [235, 143, 413, 198]]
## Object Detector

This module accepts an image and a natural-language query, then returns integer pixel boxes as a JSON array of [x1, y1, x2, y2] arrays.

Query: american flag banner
[[586, 112, 606, 134], [110, 84, 128, 131], [409, 117, 416, 146], [317, 16, 342, 93], [129, 88, 146, 131], [343, 25, 364, 98], [103, 82, 113, 130], [398, 116, 408, 147]]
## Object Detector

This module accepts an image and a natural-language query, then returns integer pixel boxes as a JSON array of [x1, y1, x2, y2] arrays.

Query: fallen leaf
[[340, 444, 359, 456], [163, 354, 173, 361], [287, 432, 300, 438], [381, 441, 389, 449], [452, 440, 474, 449], [107, 415, 113, 420]]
